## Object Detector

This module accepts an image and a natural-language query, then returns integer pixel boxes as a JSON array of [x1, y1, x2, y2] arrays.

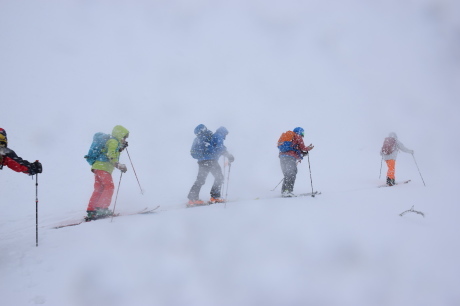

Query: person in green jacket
[[86, 125, 129, 220]]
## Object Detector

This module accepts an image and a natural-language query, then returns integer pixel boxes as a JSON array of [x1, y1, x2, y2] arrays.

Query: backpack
[[190, 131, 213, 159], [84, 132, 112, 165], [381, 137, 397, 155], [277, 131, 296, 153]]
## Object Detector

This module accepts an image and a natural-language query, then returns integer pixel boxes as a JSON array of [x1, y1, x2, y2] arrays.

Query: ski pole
[[111, 172, 123, 222], [271, 178, 284, 191], [307, 153, 315, 197], [126, 148, 144, 194], [222, 156, 227, 196], [379, 157, 383, 179], [35, 174, 39, 247], [412, 154, 426, 186], [224, 163, 232, 208]]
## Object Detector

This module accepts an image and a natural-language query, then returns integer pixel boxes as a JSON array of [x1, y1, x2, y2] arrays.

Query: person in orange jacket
[[380, 132, 413, 186], [0, 128, 42, 175]]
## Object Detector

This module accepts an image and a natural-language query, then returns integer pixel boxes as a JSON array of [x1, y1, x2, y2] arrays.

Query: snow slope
[[1, 1, 460, 305]]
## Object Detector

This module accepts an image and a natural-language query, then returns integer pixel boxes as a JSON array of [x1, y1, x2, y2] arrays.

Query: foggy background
[[1, 1, 460, 305], [1, 0, 459, 216]]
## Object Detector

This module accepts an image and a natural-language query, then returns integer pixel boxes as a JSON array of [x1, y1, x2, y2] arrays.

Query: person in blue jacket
[[188, 125, 234, 206]]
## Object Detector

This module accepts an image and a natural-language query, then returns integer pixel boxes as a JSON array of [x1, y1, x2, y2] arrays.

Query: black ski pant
[[188, 159, 224, 200], [280, 155, 298, 193]]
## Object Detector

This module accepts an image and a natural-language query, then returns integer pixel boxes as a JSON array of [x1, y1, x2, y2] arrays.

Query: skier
[[0, 128, 42, 175], [277, 127, 314, 197], [380, 132, 413, 186], [86, 125, 129, 220], [188, 125, 234, 206]]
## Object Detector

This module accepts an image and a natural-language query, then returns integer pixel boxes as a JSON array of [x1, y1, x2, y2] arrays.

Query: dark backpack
[[84, 132, 112, 165], [381, 137, 397, 155], [277, 131, 296, 153], [190, 130, 213, 159]]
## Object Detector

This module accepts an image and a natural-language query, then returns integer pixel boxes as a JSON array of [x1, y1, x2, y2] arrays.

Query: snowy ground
[[1, 1, 460, 305], [2, 181, 460, 306]]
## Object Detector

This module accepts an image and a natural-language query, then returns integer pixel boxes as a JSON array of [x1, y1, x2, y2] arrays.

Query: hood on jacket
[[112, 125, 129, 141], [194, 124, 208, 136], [216, 127, 228, 137], [389, 132, 398, 139]]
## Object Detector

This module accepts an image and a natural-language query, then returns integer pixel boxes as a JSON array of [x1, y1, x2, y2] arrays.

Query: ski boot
[[282, 190, 295, 198], [386, 177, 395, 186], [209, 197, 226, 204], [85, 210, 98, 222], [187, 200, 205, 208], [95, 208, 114, 218]]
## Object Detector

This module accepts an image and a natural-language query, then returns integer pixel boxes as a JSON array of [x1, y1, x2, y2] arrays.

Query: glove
[[33, 161, 43, 174], [306, 144, 314, 151], [116, 163, 128, 173], [226, 153, 235, 163], [119, 141, 128, 152], [28, 161, 43, 175]]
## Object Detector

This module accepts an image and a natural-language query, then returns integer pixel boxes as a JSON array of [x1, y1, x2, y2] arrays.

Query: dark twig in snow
[[399, 205, 425, 217]]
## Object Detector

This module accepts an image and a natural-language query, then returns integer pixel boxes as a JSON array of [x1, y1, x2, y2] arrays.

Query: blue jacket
[[207, 127, 228, 160], [190, 126, 229, 161]]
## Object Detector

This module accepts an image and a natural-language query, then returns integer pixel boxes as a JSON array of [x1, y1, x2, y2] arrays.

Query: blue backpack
[[190, 130, 213, 160], [84, 132, 112, 165]]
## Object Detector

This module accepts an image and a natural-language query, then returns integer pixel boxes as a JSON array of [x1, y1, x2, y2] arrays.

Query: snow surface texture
[[1, 1, 460, 305]]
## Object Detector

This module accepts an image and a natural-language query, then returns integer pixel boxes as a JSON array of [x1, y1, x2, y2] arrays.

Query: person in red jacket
[[278, 127, 314, 197], [0, 128, 42, 175]]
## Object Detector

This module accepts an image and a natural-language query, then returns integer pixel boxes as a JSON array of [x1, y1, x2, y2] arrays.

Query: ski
[[207, 200, 227, 205], [296, 191, 322, 197], [378, 180, 411, 188], [53, 206, 160, 229], [281, 191, 321, 198], [253, 191, 321, 201], [186, 202, 211, 208]]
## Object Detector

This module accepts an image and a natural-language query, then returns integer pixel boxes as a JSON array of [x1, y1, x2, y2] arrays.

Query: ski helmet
[[293, 127, 304, 137], [0, 128, 7, 147]]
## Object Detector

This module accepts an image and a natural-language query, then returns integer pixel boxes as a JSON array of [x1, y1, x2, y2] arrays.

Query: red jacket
[[0, 147, 32, 174], [279, 133, 312, 160]]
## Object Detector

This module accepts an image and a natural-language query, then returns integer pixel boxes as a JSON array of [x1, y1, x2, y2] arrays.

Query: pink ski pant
[[87, 169, 114, 211]]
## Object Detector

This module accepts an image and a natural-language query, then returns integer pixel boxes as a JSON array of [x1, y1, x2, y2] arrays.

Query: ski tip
[[53, 221, 84, 229]]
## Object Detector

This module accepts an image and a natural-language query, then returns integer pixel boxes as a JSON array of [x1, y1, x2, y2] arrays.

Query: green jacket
[[92, 125, 129, 174]]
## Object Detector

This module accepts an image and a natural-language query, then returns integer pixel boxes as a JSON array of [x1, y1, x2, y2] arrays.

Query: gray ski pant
[[280, 155, 298, 193], [188, 159, 224, 200]]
